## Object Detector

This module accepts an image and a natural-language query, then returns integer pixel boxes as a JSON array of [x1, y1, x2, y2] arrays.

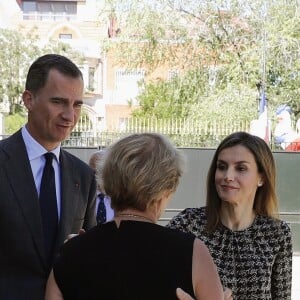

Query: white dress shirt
[[21, 126, 61, 219]]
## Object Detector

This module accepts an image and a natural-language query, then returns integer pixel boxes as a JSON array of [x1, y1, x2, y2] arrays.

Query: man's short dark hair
[[25, 54, 83, 94]]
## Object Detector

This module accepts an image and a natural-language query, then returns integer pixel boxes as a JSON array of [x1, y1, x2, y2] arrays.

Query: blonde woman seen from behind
[[46, 133, 223, 300]]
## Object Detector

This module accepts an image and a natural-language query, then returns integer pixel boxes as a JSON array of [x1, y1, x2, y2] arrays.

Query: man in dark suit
[[88, 150, 115, 224], [0, 54, 97, 299]]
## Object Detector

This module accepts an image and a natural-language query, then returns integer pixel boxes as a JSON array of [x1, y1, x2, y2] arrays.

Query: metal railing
[[23, 12, 77, 22]]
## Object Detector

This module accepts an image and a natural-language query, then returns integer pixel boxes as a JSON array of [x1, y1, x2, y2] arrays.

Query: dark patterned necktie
[[96, 193, 106, 224], [39, 152, 58, 265]]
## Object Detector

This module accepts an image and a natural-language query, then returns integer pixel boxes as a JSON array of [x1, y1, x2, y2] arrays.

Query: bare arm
[[176, 288, 194, 300], [192, 238, 223, 300], [176, 287, 233, 300], [45, 270, 64, 300]]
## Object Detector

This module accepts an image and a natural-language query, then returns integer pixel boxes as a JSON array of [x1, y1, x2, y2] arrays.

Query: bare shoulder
[[193, 238, 210, 259], [192, 238, 223, 300]]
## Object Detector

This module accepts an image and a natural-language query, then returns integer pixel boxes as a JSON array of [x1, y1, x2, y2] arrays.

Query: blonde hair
[[102, 133, 185, 211]]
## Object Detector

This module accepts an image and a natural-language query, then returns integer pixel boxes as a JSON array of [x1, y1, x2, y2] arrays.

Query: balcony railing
[[23, 12, 77, 21]]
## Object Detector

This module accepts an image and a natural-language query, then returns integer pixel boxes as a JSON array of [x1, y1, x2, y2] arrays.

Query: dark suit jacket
[[0, 130, 97, 300]]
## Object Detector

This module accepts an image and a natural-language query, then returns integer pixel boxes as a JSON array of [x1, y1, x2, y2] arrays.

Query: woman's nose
[[224, 169, 235, 182]]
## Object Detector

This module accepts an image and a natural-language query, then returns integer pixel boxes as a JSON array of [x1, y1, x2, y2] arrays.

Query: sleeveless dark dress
[[53, 220, 196, 300]]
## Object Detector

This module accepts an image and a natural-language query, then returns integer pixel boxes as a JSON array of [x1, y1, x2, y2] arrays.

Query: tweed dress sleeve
[[271, 220, 292, 300], [166, 208, 204, 237]]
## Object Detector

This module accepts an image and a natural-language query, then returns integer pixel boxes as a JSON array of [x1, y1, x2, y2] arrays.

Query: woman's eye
[[237, 166, 246, 171], [217, 164, 226, 170]]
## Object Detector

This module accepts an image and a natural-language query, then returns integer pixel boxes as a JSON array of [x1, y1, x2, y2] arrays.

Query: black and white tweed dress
[[167, 207, 292, 300]]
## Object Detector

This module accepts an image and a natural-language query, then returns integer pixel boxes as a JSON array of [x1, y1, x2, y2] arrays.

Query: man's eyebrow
[[50, 97, 68, 102], [50, 97, 83, 104]]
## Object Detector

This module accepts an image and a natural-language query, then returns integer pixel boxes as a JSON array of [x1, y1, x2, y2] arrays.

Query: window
[[59, 33, 72, 39], [115, 69, 145, 103], [23, 1, 36, 11], [88, 67, 95, 91], [168, 70, 179, 81], [22, 1, 77, 20], [115, 69, 145, 90], [118, 118, 128, 131], [52, 3, 67, 13], [37, 2, 51, 13]]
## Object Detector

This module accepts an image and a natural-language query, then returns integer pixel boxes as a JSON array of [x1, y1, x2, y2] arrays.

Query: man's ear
[[23, 90, 34, 111]]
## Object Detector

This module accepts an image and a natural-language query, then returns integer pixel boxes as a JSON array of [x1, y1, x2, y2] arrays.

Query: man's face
[[23, 69, 84, 150]]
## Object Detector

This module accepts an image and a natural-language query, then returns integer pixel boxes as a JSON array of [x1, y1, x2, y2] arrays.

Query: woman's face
[[215, 145, 262, 207]]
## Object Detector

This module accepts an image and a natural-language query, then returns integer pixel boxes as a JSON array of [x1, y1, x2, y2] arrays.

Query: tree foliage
[[4, 112, 27, 135], [133, 68, 257, 122], [102, 0, 300, 123], [0, 27, 84, 116], [0, 28, 39, 115]]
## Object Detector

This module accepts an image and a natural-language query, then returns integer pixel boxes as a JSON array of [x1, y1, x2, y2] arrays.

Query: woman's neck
[[220, 204, 256, 231], [115, 209, 156, 224]]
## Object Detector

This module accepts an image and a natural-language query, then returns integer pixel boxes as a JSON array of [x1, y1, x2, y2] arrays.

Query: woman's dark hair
[[206, 131, 279, 231]]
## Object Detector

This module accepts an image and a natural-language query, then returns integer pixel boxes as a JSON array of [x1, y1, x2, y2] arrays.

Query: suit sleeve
[[82, 172, 97, 230]]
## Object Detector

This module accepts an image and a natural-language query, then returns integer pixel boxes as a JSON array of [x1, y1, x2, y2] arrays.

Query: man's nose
[[62, 106, 75, 122]]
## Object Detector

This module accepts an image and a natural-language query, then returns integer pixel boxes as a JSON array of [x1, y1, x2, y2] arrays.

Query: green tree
[[134, 68, 257, 122], [4, 113, 27, 135], [42, 37, 85, 66], [0, 28, 40, 115], [102, 0, 300, 122], [262, 0, 300, 117]]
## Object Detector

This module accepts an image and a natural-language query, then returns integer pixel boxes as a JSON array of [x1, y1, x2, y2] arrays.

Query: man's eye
[[74, 103, 83, 108], [52, 99, 62, 104]]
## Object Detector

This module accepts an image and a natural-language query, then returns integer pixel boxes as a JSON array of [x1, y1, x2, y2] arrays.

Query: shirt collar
[[21, 125, 61, 162]]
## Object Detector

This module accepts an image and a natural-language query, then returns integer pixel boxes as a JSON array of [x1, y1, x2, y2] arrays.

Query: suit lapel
[[2, 131, 46, 268], [56, 150, 81, 246]]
